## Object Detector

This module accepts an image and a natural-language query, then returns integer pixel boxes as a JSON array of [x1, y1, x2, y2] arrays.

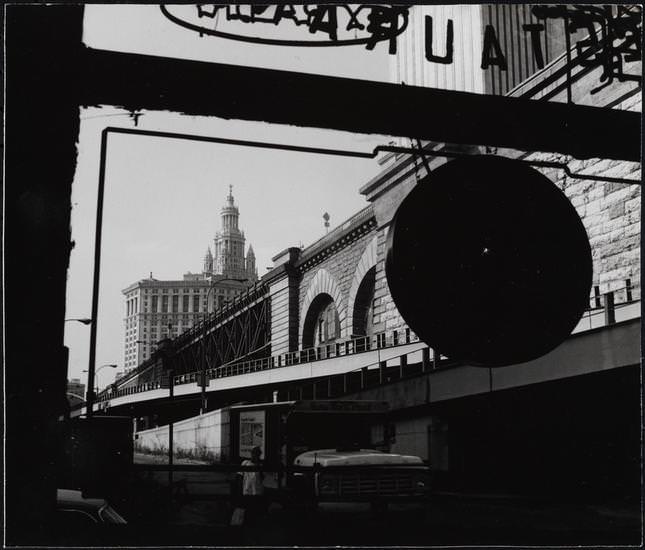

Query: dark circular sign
[[385, 155, 592, 367]]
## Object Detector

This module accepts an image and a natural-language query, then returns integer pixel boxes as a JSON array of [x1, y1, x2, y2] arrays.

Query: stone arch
[[299, 269, 346, 349], [347, 236, 378, 336], [301, 294, 341, 349]]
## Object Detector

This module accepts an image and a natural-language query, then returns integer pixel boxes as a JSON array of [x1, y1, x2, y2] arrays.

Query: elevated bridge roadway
[[80, 296, 639, 419]]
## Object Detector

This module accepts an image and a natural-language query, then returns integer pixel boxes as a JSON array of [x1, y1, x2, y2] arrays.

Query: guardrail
[[99, 326, 420, 402], [282, 285, 641, 402], [175, 328, 417, 387], [576, 282, 640, 330]]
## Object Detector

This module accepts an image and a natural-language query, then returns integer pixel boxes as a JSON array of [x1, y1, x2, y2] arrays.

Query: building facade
[[122, 188, 258, 370]]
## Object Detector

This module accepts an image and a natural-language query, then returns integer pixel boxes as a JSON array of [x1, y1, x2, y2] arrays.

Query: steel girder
[[172, 296, 271, 376]]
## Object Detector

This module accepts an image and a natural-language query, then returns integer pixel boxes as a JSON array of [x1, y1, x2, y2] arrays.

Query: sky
[[64, 5, 398, 390]]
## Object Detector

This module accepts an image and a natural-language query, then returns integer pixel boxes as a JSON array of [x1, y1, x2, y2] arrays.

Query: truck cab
[[228, 400, 431, 506]]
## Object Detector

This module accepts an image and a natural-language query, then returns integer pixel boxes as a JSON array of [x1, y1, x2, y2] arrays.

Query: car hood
[[57, 489, 108, 511], [294, 449, 424, 467], [57, 489, 127, 523]]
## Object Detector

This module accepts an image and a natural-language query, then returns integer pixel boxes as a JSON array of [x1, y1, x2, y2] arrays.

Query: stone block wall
[[269, 274, 300, 356], [297, 226, 378, 347], [289, 63, 641, 352], [525, 91, 641, 298], [372, 226, 408, 334], [363, 74, 641, 340]]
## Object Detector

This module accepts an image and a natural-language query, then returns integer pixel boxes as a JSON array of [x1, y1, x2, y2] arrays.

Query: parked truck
[[220, 400, 431, 507]]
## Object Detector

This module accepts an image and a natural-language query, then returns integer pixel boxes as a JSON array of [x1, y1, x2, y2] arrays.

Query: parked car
[[56, 489, 127, 526]]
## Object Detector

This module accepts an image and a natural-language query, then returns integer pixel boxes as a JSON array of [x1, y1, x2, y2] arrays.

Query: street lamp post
[[83, 363, 117, 414], [65, 318, 93, 325], [63, 317, 98, 415], [200, 277, 247, 414]]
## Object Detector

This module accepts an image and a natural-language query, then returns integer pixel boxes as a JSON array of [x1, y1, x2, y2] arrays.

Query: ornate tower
[[203, 247, 213, 274], [246, 244, 258, 282], [212, 186, 250, 280]]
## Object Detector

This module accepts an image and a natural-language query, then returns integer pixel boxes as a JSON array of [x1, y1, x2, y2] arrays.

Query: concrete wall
[[135, 408, 230, 461]]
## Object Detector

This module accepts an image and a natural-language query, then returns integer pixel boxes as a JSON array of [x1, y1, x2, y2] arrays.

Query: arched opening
[[302, 293, 340, 349], [352, 266, 376, 338]]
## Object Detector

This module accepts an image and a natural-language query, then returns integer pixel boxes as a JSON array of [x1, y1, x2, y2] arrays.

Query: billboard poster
[[239, 410, 265, 459]]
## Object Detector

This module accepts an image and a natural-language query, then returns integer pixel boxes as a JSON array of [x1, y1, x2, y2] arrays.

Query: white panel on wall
[[392, 5, 484, 93]]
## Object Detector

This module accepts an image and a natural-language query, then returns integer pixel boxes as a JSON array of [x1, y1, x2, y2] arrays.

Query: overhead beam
[[80, 46, 640, 162]]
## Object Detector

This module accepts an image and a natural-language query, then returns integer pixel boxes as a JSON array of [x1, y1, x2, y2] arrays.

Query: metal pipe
[[86, 128, 109, 417]]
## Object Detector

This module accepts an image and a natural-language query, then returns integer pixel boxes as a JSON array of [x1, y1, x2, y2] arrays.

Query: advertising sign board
[[239, 409, 266, 459]]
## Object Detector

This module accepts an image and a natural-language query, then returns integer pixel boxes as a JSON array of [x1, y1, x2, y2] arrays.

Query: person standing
[[231, 446, 266, 529], [241, 446, 265, 498]]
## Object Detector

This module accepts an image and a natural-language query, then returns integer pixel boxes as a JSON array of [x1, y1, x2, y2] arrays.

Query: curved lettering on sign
[[160, 5, 409, 52]]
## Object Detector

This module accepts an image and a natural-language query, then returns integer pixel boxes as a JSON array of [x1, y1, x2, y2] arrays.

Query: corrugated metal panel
[[392, 4, 569, 95], [482, 4, 566, 95], [393, 5, 485, 94]]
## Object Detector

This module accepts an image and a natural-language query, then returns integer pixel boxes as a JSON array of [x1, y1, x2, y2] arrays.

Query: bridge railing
[[174, 327, 418, 387], [575, 281, 640, 331], [98, 281, 639, 403], [99, 326, 419, 401], [280, 283, 641, 400]]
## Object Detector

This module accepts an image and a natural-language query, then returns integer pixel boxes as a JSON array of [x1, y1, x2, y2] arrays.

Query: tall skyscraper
[[122, 188, 257, 371]]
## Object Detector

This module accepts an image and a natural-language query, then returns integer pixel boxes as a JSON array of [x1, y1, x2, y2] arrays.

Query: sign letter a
[[481, 25, 507, 70]]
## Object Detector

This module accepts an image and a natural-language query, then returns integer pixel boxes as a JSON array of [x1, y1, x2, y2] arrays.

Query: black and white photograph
[[4, 3, 643, 547]]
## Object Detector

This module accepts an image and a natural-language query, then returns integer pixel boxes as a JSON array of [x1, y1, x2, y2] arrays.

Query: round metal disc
[[385, 155, 592, 367]]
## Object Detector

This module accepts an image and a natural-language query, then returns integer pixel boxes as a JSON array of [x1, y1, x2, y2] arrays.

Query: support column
[[266, 248, 301, 356]]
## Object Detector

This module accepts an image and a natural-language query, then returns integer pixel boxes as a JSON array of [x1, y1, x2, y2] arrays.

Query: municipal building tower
[[207, 186, 258, 282]]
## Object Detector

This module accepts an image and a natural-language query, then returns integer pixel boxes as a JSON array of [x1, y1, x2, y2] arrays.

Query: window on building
[[172, 295, 179, 312], [182, 295, 189, 312], [152, 295, 158, 311], [193, 295, 200, 312], [162, 295, 168, 312]]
